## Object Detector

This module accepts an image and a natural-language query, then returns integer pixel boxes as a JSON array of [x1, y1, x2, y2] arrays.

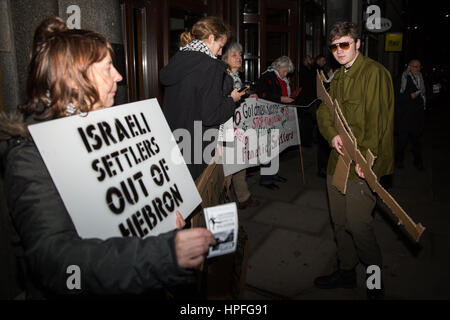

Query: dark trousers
[[327, 176, 382, 270], [395, 108, 424, 165], [316, 127, 331, 172]]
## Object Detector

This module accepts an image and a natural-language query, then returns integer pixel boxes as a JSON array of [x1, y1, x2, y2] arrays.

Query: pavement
[[235, 102, 450, 300]]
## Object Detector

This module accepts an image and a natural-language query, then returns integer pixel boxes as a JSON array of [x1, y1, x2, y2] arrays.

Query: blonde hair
[[180, 16, 231, 47]]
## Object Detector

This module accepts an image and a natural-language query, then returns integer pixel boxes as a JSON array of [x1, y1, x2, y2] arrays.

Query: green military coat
[[316, 53, 395, 180]]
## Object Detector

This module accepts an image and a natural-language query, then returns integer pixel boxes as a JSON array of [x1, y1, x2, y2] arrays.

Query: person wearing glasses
[[395, 59, 426, 171], [315, 21, 394, 300]]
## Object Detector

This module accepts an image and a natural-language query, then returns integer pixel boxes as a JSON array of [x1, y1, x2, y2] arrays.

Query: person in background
[[255, 56, 293, 190], [395, 59, 426, 171], [221, 42, 260, 210], [256, 56, 295, 104], [0, 17, 215, 299], [160, 17, 244, 182], [315, 21, 394, 300], [315, 54, 334, 80]]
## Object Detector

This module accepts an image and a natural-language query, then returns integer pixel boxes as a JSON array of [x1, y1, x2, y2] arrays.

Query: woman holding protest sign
[[221, 42, 260, 210], [160, 16, 245, 181], [254, 56, 295, 190], [0, 17, 215, 299]]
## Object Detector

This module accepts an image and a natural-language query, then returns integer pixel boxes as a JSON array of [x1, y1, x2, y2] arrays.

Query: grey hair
[[271, 56, 294, 73], [221, 42, 243, 62]]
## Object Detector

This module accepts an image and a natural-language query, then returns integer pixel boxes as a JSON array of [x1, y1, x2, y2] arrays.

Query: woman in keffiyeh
[[160, 17, 245, 181]]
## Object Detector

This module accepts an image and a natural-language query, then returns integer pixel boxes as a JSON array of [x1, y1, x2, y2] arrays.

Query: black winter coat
[[160, 51, 235, 181], [255, 71, 283, 103], [0, 113, 195, 299]]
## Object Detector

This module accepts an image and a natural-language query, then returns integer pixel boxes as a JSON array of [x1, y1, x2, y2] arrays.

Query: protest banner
[[221, 98, 301, 177], [28, 99, 202, 240]]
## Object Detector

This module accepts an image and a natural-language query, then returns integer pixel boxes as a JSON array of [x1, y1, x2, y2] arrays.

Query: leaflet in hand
[[204, 202, 238, 258]]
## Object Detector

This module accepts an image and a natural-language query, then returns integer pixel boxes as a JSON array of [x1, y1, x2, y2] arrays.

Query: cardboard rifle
[[316, 70, 425, 242]]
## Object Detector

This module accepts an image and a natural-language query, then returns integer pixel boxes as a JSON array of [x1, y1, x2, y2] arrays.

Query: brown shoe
[[238, 196, 261, 210]]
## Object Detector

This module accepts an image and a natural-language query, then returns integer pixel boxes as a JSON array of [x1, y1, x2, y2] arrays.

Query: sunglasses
[[328, 41, 354, 52]]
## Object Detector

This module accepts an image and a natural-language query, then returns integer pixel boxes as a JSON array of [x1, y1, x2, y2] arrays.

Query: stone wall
[[0, 0, 127, 112], [0, 0, 20, 112]]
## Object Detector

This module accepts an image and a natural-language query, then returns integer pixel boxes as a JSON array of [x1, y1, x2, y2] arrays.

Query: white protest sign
[[221, 98, 301, 176], [28, 99, 202, 240]]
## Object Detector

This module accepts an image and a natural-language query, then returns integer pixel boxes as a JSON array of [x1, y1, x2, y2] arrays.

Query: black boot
[[314, 269, 357, 289]]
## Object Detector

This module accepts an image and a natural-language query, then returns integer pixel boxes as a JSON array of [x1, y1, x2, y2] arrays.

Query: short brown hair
[[328, 21, 359, 44], [180, 16, 231, 47], [20, 26, 114, 119]]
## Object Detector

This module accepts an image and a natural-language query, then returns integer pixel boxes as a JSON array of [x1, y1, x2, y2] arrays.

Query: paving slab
[[251, 201, 330, 235], [239, 220, 274, 257], [246, 228, 336, 297], [237, 198, 270, 220], [248, 179, 303, 203], [292, 188, 329, 211]]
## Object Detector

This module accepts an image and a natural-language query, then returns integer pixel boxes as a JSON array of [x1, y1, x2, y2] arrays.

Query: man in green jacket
[[314, 21, 394, 299]]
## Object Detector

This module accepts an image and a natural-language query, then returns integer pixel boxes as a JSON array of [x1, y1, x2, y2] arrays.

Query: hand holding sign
[[175, 211, 186, 229]]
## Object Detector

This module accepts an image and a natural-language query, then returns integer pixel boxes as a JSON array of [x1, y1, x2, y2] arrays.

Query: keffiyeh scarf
[[45, 90, 81, 117], [180, 39, 216, 60], [400, 69, 426, 106], [230, 71, 243, 90]]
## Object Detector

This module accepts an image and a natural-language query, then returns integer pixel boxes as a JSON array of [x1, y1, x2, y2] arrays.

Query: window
[[266, 32, 288, 65], [240, 0, 297, 85]]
